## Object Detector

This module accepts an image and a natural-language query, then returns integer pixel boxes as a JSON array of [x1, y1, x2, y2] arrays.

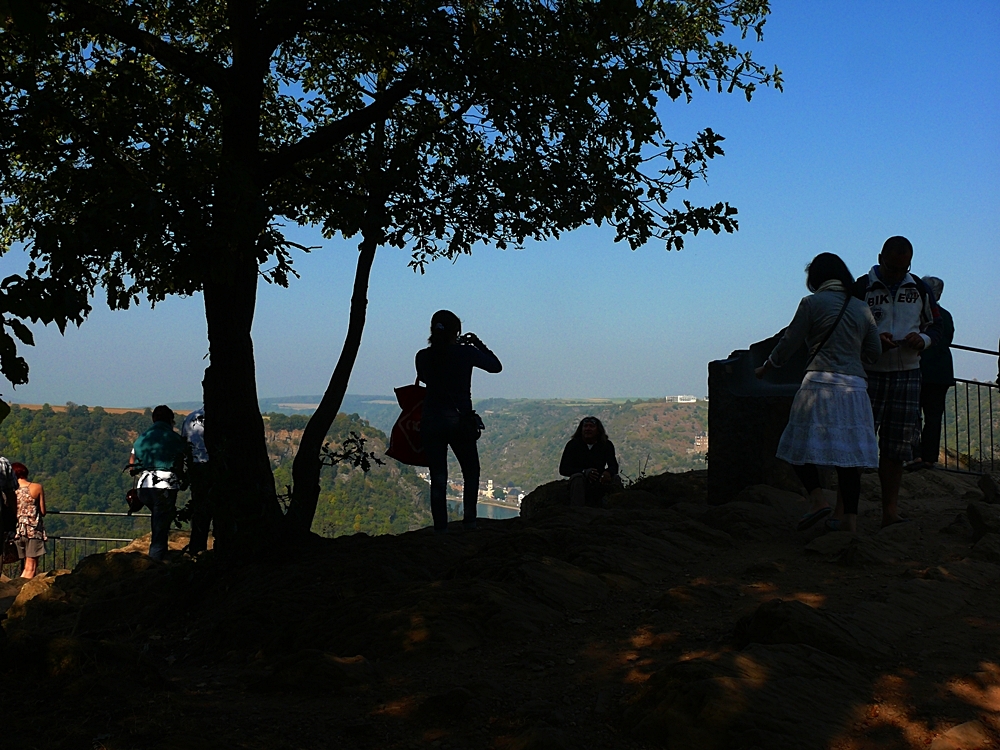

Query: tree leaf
[[8, 318, 35, 346]]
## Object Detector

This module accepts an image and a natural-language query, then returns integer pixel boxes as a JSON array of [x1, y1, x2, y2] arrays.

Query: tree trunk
[[285, 231, 379, 534], [202, 249, 282, 551]]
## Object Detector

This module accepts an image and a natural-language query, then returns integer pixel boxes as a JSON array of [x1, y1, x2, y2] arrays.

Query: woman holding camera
[[416, 310, 502, 533]]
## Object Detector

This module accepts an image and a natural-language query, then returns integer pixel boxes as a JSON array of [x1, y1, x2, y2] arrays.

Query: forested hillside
[[257, 395, 711, 493], [0, 405, 148, 536], [0, 404, 432, 540], [265, 412, 432, 536], [473, 398, 708, 491]]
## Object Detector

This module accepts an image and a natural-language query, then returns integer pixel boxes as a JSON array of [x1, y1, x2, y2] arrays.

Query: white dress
[[776, 371, 879, 468]]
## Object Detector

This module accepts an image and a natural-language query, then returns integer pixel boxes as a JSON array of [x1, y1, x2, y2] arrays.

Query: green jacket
[[133, 421, 187, 472]]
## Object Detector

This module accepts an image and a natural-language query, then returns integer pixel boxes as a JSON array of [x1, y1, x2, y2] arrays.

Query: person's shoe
[[797, 506, 833, 531]]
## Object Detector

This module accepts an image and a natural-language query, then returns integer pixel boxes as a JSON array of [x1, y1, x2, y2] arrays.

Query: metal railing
[[2, 509, 149, 579], [940, 344, 999, 474]]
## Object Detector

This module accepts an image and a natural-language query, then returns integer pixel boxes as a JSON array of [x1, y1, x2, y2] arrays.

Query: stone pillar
[[707, 333, 807, 505]]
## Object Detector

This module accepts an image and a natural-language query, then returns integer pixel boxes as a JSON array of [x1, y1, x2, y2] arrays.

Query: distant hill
[[166, 394, 402, 435]]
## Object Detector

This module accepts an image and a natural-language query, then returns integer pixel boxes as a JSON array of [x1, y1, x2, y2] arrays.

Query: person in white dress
[[756, 253, 882, 533]]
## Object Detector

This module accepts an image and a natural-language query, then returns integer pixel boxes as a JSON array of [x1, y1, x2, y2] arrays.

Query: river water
[[446, 500, 520, 520]]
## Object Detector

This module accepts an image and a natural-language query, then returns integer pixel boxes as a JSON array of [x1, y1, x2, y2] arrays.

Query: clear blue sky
[[2, 1, 998, 407]]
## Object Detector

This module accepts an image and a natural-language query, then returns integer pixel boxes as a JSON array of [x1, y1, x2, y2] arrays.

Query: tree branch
[[55, 0, 230, 94], [260, 71, 417, 181]]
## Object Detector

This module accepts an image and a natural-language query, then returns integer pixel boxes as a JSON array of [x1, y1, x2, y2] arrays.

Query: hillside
[[3, 467, 999, 750], [264, 395, 711, 493], [474, 398, 707, 492], [0, 404, 431, 543], [264, 412, 432, 537]]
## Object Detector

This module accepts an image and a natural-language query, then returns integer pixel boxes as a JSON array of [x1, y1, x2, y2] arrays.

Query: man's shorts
[[867, 370, 921, 462]]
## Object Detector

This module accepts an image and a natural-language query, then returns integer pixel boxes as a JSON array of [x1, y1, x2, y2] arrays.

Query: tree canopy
[[1, 0, 779, 377], [0, 0, 779, 543]]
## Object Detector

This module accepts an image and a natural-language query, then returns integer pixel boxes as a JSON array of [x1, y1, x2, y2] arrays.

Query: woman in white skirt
[[756, 253, 882, 533]]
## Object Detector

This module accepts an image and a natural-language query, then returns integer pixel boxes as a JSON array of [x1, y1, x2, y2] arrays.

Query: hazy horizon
[[7, 392, 709, 411]]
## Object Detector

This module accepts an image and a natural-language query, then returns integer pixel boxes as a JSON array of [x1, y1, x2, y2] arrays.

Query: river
[[446, 499, 520, 520]]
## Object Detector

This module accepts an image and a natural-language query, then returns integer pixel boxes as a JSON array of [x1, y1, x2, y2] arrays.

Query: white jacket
[[857, 266, 942, 372]]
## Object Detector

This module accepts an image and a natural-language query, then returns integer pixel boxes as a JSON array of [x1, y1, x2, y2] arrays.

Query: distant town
[[414, 470, 527, 509]]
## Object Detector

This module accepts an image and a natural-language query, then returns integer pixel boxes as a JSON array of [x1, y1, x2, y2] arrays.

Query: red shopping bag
[[385, 383, 428, 466]]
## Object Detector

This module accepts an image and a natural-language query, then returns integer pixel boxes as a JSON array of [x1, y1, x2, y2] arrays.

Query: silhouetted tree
[[0, 0, 780, 544]]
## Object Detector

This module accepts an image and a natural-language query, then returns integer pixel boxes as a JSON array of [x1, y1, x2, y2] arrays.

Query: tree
[[0, 0, 779, 545]]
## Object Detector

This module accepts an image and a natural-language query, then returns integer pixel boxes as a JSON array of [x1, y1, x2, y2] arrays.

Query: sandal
[[797, 506, 833, 531]]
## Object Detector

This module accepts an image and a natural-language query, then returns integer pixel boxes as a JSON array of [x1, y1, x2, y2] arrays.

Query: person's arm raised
[[465, 334, 502, 373]]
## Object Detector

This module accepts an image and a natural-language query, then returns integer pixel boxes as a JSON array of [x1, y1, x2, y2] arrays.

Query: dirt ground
[[3, 468, 1000, 750]]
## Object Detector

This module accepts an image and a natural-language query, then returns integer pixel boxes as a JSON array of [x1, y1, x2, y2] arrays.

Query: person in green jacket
[[131, 405, 187, 561]]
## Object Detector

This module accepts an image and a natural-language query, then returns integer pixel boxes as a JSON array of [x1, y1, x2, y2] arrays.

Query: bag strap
[[805, 293, 852, 368]]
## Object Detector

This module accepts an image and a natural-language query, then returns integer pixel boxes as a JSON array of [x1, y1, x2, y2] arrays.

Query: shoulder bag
[[385, 379, 429, 467]]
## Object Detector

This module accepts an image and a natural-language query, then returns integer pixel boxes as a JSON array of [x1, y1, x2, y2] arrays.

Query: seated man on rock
[[559, 416, 621, 507]]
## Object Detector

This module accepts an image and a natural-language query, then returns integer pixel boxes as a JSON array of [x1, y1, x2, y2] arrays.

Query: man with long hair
[[559, 416, 621, 507]]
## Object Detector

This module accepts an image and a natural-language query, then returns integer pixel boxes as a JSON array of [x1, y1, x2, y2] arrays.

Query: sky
[[2, 0, 998, 408]]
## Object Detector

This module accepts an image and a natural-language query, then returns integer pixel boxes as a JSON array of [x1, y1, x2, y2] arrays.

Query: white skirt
[[776, 371, 879, 468]]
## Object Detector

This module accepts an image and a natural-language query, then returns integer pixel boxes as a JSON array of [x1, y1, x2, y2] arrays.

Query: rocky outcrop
[[518, 479, 570, 519], [979, 472, 1000, 504], [734, 597, 888, 661], [520, 469, 708, 519], [967, 500, 1000, 541], [1, 469, 996, 750], [627, 643, 869, 750]]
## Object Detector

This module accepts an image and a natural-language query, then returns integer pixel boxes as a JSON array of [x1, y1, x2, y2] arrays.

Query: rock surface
[[978, 472, 1000, 504], [2, 468, 999, 750]]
